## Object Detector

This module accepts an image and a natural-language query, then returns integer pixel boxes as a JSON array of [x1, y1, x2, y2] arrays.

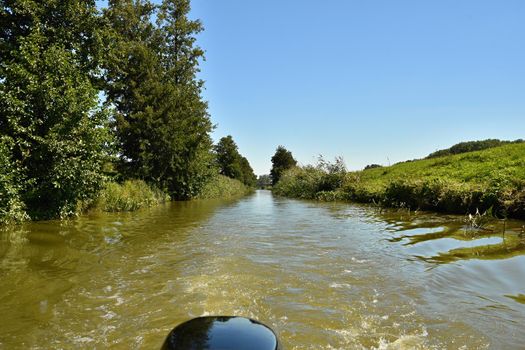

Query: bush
[[364, 164, 382, 170], [196, 175, 251, 199], [95, 180, 170, 212], [274, 157, 348, 199], [316, 156, 347, 192], [273, 166, 324, 199], [0, 137, 29, 224], [273, 143, 525, 219], [0, 2, 114, 219]]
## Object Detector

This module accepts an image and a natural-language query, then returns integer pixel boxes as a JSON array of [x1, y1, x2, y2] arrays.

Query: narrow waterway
[[1, 190, 524, 349]]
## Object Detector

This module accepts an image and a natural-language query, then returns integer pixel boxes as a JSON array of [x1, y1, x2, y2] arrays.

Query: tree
[[214, 136, 256, 187], [239, 156, 257, 188], [0, 0, 112, 219], [214, 136, 242, 179], [270, 146, 297, 185], [364, 164, 382, 170], [426, 139, 525, 159], [103, 0, 214, 199]]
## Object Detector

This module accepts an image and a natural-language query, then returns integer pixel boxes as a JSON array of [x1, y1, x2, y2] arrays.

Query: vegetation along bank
[[273, 141, 525, 220], [0, 1, 254, 225]]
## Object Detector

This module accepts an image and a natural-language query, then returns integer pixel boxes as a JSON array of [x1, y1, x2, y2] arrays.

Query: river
[[1, 190, 524, 349]]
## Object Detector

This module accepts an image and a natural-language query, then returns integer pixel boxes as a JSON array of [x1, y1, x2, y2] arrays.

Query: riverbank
[[94, 180, 171, 212], [274, 143, 525, 219], [94, 175, 251, 212], [0, 176, 251, 225]]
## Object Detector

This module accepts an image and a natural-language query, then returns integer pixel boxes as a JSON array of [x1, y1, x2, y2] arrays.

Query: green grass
[[274, 143, 525, 219], [195, 174, 252, 199], [96, 175, 251, 212], [358, 143, 525, 186], [2, 173, 252, 223], [94, 180, 170, 212]]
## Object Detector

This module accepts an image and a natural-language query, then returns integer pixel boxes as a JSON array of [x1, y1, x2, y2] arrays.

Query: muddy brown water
[[1, 190, 524, 349]]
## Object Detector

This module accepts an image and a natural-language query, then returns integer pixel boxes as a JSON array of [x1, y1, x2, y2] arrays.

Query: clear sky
[[99, 0, 525, 175]]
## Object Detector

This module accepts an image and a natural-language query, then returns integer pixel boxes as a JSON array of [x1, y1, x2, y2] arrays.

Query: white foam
[[373, 328, 429, 350]]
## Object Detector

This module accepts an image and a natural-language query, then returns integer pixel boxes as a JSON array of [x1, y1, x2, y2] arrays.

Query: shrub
[[196, 175, 251, 199], [273, 166, 324, 199], [0, 137, 29, 224], [275, 144, 525, 219], [364, 164, 382, 170], [274, 157, 348, 199], [95, 180, 170, 212], [316, 156, 347, 192]]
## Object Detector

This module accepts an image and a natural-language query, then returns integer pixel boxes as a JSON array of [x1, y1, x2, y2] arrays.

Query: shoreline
[[273, 143, 525, 220]]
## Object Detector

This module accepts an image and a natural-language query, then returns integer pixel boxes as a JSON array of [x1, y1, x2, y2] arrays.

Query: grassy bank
[[94, 180, 171, 212], [1, 175, 251, 223], [195, 174, 253, 199], [95, 175, 251, 212], [274, 143, 525, 219]]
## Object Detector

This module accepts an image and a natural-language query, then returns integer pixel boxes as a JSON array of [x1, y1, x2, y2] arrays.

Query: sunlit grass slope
[[275, 143, 525, 218], [358, 143, 525, 187]]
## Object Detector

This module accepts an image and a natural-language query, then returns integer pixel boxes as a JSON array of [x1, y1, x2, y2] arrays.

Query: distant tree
[[0, 0, 112, 219], [214, 136, 243, 179], [214, 136, 256, 187], [239, 156, 257, 187], [426, 139, 525, 159], [270, 146, 297, 185], [364, 164, 382, 170], [257, 175, 272, 189]]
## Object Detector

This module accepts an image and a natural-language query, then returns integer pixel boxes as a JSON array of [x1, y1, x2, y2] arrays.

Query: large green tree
[[104, 0, 214, 199], [239, 156, 257, 188], [270, 146, 297, 185], [0, 0, 112, 219], [214, 136, 242, 179], [214, 135, 256, 187]]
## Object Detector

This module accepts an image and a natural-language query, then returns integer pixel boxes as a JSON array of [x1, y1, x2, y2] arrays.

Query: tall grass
[[95, 180, 170, 212], [273, 156, 348, 201], [274, 143, 525, 219], [196, 175, 252, 199]]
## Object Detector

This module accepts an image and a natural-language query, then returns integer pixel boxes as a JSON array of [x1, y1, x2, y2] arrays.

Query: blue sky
[[99, 1, 525, 175]]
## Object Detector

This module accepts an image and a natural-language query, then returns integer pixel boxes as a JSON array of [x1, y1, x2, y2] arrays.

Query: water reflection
[[162, 316, 279, 350], [374, 208, 525, 263], [362, 206, 525, 348]]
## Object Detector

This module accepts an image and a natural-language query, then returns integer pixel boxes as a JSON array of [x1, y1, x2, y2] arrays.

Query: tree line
[[426, 139, 524, 159], [214, 136, 256, 188], [0, 0, 255, 222]]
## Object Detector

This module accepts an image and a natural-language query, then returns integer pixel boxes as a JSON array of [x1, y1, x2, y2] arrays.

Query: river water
[[1, 190, 524, 349]]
